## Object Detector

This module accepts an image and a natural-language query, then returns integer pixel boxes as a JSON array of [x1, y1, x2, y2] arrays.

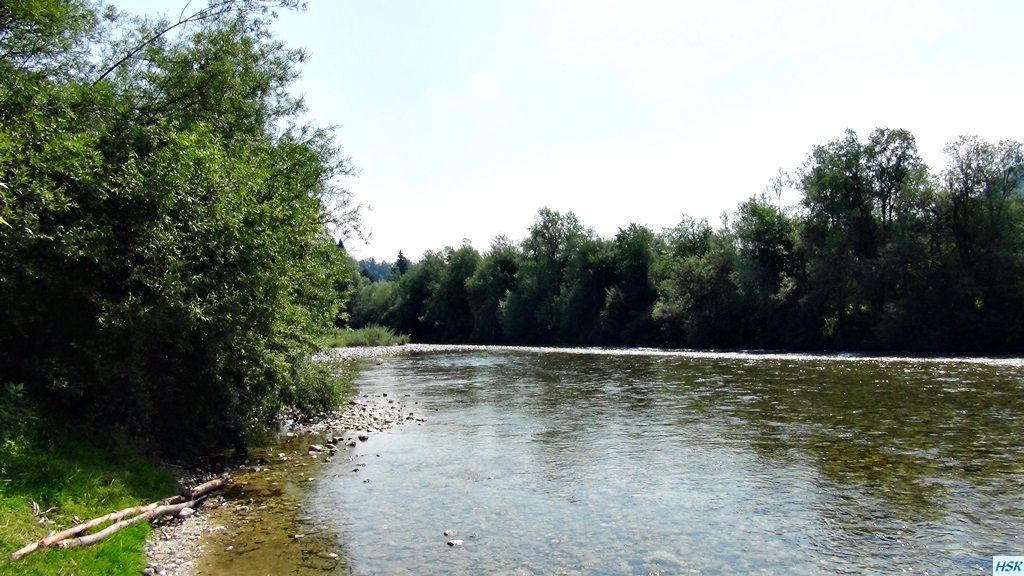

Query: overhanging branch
[[91, 0, 235, 86]]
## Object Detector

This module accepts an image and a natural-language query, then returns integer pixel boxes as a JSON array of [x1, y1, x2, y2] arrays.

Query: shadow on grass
[[0, 422, 177, 576]]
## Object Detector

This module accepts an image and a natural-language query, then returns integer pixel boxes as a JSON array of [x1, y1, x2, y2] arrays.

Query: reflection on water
[[309, 350, 1024, 575]]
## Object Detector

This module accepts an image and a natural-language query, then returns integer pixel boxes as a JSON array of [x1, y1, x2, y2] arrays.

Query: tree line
[[347, 128, 1024, 354], [0, 1, 357, 456]]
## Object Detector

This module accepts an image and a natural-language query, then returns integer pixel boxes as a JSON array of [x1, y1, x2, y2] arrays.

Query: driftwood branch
[[7, 542, 38, 561], [38, 504, 161, 550], [9, 476, 229, 560], [56, 499, 202, 549], [181, 476, 230, 501]]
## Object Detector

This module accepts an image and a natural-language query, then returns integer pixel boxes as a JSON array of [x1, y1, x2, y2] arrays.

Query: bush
[[322, 326, 410, 348], [0, 2, 359, 457], [0, 383, 34, 472]]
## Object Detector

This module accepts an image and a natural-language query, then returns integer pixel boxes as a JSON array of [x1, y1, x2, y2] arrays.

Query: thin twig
[[92, 0, 235, 85]]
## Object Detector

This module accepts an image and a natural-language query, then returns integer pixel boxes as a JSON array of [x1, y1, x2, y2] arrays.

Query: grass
[[0, 419, 177, 576], [321, 325, 410, 348]]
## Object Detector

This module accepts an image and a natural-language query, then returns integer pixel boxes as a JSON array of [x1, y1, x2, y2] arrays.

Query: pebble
[[447, 539, 464, 547]]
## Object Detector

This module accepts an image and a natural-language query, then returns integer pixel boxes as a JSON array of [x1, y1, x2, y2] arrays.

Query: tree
[[864, 128, 924, 241], [286, 128, 1024, 355], [422, 243, 481, 342], [653, 216, 726, 346], [500, 208, 600, 344], [0, 0, 360, 455], [860, 129, 934, 349], [797, 130, 881, 348], [346, 275, 400, 329], [393, 250, 411, 276], [930, 135, 1024, 351], [601, 224, 657, 345], [466, 236, 519, 343], [553, 232, 614, 345], [390, 251, 444, 340], [732, 198, 799, 346]]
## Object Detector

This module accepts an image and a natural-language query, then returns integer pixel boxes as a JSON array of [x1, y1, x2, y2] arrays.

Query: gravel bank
[[143, 508, 216, 576], [326, 342, 506, 359]]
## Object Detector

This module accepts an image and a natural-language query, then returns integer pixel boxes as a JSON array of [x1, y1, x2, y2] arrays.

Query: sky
[[114, 0, 1024, 262]]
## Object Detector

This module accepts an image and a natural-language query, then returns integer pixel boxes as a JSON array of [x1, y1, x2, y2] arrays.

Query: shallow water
[[309, 349, 1024, 575], [192, 434, 344, 576]]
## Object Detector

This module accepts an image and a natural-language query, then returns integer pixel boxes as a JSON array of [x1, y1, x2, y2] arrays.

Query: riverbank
[[141, 343, 1024, 574], [143, 345, 436, 576], [141, 342, 703, 574]]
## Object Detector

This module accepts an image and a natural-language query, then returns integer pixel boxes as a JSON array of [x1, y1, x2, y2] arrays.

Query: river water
[[308, 348, 1024, 575]]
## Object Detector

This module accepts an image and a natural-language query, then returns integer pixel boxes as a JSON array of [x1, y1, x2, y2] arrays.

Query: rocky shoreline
[[142, 344, 445, 576]]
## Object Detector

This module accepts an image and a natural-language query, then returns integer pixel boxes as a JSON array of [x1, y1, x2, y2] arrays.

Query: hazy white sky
[[116, 0, 1024, 262]]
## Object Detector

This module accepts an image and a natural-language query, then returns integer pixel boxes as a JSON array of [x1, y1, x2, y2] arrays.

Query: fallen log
[[7, 542, 38, 561], [56, 499, 201, 549], [9, 475, 229, 560], [181, 476, 230, 500], [11, 498, 187, 559], [35, 506, 158, 552]]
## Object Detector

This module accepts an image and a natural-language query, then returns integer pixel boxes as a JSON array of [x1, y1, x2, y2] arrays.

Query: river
[[304, 348, 1023, 575]]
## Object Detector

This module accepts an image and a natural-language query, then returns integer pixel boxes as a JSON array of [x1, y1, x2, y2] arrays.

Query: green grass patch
[[0, 418, 177, 575], [321, 325, 410, 348]]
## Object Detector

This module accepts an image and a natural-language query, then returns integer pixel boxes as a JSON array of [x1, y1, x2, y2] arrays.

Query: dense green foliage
[[347, 129, 1024, 353], [0, 0, 358, 457]]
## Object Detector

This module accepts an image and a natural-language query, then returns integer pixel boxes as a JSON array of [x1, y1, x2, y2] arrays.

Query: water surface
[[310, 349, 1024, 575]]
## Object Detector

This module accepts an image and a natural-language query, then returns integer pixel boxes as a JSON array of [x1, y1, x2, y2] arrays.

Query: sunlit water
[[309, 349, 1024, 575]]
